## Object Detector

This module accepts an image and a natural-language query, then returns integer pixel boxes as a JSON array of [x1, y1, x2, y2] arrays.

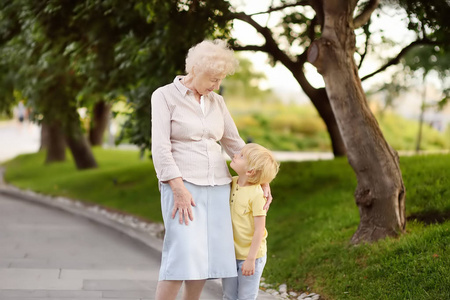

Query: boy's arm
[[241, 216, 266, 276], [261, 183, 272, 210]]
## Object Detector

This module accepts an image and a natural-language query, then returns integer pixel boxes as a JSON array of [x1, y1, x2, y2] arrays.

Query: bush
[[227, 99, 449, 152], [270, 114, 326, 136]]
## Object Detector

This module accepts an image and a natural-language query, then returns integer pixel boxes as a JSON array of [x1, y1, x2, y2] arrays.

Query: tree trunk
[[42, 121, 66, 163], [290, 69, 347, 156], [40, 122, 50, 151], [307, 0, 406, 243], [284, 58, 347, 156], [415, 73, 427, 153], [89, 100, 111, 146], [66, 132, 98, 169], [311, 88, 347, 156], [65, 116, 98, 170]]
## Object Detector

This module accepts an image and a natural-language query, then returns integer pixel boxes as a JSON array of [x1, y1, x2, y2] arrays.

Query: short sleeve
[[251, 189, 267, 217]]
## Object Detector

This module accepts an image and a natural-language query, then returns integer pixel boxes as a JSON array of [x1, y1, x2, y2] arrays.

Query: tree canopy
[[0, 0, 448, 157], [0, 0, 234, 162]]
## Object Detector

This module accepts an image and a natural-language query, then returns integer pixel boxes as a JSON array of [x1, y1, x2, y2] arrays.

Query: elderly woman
[[151, 39, 272, 300]]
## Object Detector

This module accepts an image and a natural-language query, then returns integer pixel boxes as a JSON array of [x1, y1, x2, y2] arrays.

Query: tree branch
[[233, 12, 296, 68], [361, 38, 440, 81], [232, 45, 266, 52], [358, 22, 371, 69], [357, 42, 369, 70], [249, 0, 310, 16], [308, 0, 324, 29], [353, 0, 379, 28], [307, 16, 318, 42], [232, 11, 317, 96]]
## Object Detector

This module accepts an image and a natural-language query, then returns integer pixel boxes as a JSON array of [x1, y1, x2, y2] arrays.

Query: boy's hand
[[261, 183, 272, 210], [242, 259, 256, 276]]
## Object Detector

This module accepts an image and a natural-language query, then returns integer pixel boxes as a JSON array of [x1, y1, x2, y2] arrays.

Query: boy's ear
[[246, 169, 255, 176]]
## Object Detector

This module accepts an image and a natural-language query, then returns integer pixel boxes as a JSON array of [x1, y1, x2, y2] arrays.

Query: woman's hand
[[261, 183, 272, 210], [168, 178, 196, 225]]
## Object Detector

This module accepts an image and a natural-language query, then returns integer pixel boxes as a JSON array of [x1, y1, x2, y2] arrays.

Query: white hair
[[185, 39, 239, 76]]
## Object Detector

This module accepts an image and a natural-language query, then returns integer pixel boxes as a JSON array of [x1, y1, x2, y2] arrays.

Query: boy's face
[[230, 150, 249, 176]]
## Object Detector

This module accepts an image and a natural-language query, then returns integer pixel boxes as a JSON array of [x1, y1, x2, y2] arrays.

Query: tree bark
[[89, 100, 111, 146], [66, 131, 98, 169], [308, 87, 347, 156], [42, 121, 66, 163], [307, 0, 406, 243], [65, 114, 98, 170], [289, 64, 347, 156], [40, 122, 50, 151]]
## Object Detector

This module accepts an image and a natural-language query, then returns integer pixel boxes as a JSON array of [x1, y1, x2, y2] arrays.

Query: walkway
[[0, 120, 40, 164], [0, 191, 228, 299]]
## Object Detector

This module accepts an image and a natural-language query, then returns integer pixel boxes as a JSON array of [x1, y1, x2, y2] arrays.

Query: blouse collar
[[173, 75, 214, 101], [174, 76, 189, 97]]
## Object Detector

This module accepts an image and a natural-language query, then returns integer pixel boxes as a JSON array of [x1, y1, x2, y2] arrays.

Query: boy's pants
[[222, 255, 267, 300]]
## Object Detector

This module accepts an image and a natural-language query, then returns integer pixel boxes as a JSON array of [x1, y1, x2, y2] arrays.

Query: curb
[[0, 185, 166, 252], [0, 170, 280, 299]]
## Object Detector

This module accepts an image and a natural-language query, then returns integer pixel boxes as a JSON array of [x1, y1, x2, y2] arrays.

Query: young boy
[[222, 143, 280, 300]]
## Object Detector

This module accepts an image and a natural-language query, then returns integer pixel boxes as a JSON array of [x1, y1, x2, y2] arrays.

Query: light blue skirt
[[158, 181, 237, 280]]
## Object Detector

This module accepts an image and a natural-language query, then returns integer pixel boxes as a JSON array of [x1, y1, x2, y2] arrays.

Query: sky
[[227, 0, 422, 105]]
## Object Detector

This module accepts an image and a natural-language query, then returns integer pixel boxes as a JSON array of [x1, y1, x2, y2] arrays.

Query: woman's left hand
[[261, 183, 272, 210]]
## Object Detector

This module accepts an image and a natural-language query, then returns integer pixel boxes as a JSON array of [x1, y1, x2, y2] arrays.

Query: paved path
[[0, 121, 41, 164], [0, 191, 231, 300]]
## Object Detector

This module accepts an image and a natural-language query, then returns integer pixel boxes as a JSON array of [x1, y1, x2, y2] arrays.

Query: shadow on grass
[[407, 209, 450, 225]]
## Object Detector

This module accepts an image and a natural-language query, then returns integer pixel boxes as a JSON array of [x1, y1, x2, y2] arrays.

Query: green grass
[[3, 149, 450, 299], [3, 148, 163, 222], [265, 158, 450, 299]]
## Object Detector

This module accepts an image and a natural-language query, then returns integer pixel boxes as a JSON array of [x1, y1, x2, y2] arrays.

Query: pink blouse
[[151, 76, 245, 186]]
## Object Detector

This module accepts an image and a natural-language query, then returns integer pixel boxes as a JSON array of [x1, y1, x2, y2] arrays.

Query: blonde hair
[[241, 143, 280, 185], [185, 39, 239, 76]]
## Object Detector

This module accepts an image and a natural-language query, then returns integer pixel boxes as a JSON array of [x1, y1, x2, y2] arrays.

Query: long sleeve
[[218, 97, 245, 159], [151, 89, 182, 182]]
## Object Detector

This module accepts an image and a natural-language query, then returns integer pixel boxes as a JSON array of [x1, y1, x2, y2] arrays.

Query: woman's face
[[192, 70, 226, 95]]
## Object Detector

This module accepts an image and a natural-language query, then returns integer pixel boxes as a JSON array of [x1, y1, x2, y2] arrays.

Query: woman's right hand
[[168, 178, 196, 225]]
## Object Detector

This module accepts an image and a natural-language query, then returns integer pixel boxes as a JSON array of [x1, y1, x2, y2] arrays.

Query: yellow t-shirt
[[229, 176, 268, 260]]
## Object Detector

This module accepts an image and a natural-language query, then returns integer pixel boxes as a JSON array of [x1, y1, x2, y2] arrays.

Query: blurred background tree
[[0, 0, 449, 166], [0, 0, 233, 167], [402, 44, 450, 152], [229, 0, 449, 157]]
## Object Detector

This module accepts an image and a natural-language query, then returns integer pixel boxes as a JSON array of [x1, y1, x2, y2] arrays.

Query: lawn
[[3, 148, 450, 299]]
